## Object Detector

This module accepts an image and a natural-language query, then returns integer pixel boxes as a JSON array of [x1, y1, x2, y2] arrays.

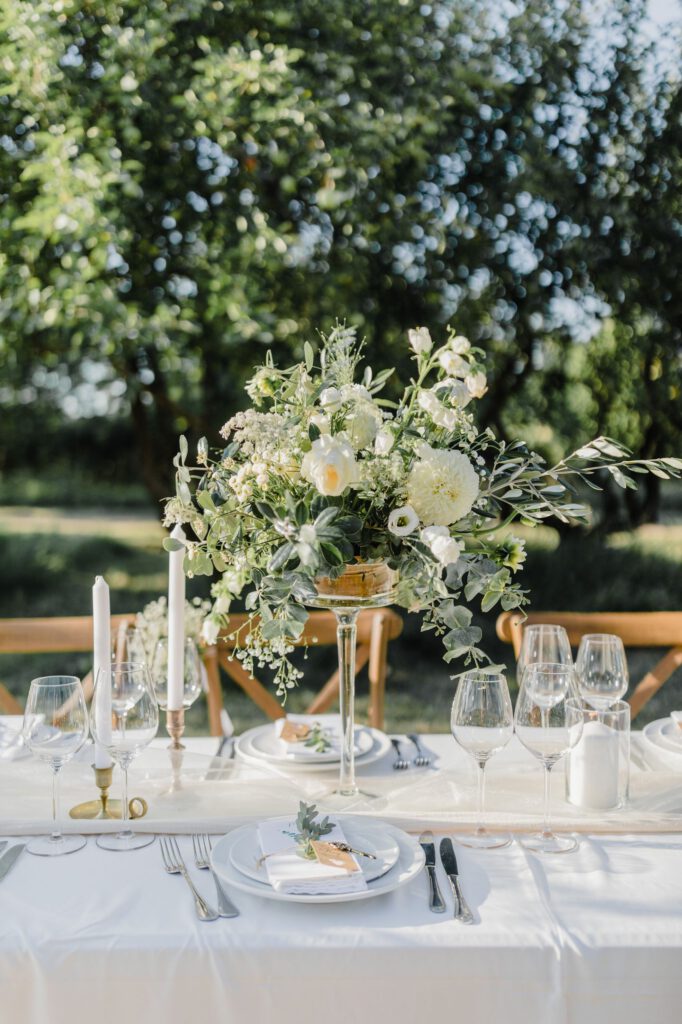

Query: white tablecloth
[[2, 732, 682, 1024]]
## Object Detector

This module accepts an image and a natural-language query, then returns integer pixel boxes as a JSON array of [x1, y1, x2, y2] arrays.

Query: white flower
[[374, 426, 395, 455], [450, 334, 471, 354], [418, 390, 442, 415], [438, 349, 469, 377], [388, 504, 419, 537], [301, 435, 358, 496], [319, 386, 343, 411], [407, 446, 479, 526], [466, 371, 488, 399], [345, 400, 382, 450], [420, 525, 463, 566], [435, 378, 472, 409], [309, 412, 331, 434], [201, 618, 220, 645], [408, 326, 433, 355]]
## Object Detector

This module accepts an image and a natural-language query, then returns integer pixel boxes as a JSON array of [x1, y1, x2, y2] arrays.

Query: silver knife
[[440, 838, 473, 924], [0, 843, 26, 884], [419, 830, 446, 913], [210, 869, 240, 918]]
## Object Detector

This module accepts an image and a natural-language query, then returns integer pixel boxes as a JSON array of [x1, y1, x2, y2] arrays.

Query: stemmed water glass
[[22, 676, 89, 856], [515, 663, 583, 854], [91, 662, 159, 851], [575, 634, 628, 710], [518, 624, 574, 677], [451, 669, 514, 849], [150, 638, 202, 711]]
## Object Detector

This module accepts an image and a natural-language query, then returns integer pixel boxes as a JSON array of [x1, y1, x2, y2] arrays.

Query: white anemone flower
[[388, 504, 419, 537], [407, 446, 479, 526], [301, 435, 357, 496]]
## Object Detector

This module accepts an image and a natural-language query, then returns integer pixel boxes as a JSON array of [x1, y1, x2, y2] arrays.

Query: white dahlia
[[407, 446, 479, 526]]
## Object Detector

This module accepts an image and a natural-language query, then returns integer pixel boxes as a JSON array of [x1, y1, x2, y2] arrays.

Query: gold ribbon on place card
[[280, 720, 311, 743], [311, 840, 360, 872]]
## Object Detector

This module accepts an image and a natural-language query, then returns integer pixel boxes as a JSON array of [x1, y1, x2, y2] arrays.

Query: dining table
[[1, 718, 681, 1024]]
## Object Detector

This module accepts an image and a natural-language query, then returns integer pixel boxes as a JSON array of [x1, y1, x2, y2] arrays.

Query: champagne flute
[[451, 669, 514, 849], [91, 662, 158, 851], [575, 634, 628, 710], [515, 664, 583, 854], [150, 638, 202, 711], [22, 676, 89, 856]]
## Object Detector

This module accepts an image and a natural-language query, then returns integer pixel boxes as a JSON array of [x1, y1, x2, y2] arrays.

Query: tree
[[1, 0, 680, 506]]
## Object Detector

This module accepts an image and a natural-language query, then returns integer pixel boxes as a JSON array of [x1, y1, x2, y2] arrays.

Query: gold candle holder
[[69, 765, 148, 820], [166, 707, 186, 750]]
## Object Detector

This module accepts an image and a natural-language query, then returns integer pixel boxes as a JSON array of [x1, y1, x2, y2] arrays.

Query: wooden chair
[[202, 609, 403, 733], [496, 610, 682, 719], [0, 608, 403, 734]]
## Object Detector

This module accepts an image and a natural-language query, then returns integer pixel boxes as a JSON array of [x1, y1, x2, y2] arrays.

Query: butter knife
[[0, 843, 26, 884], [419, 830, 446, 913], [439, 837, 473, 924]]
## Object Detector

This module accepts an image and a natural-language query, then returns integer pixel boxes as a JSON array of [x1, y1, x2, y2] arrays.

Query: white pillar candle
[[167, 524, 186, 711], [92, 576, 112, 769], [568, 721, 619, 809]]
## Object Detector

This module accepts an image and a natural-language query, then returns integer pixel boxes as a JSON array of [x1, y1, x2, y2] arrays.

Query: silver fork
[[192, 834, 240, 918], [160, 836, 219, 921], [407, 733, 431, 767], [390, 737, 410, 770]]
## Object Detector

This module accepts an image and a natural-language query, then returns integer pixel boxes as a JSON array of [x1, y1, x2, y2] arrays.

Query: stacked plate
[[210, 815, 425, 903], [643, 716, 682, 761], [234, 722, 391, 773]]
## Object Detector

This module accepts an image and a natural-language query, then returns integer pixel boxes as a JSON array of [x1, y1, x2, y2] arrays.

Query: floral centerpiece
[[164, 323, 680, 698]]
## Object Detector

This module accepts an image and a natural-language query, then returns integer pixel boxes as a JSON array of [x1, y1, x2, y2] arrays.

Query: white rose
[[374, 426, 395, 455], [408, 326, 433, 355], [407, 445, 479, 526], [450, 334, 471, 354], [421, 526, 462, 566], [309, 412, 331, 434], [345, 401, 381, 450], [438, 349, 469, 377], [319, 387, 343, 411], [435, 378, 472, 409], [301, 435, 358, 496], [388, 504, 419, 537], [465, 371, 488, 399]]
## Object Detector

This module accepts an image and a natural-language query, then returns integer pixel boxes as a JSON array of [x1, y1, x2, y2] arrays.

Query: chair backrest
[[496, 610, 682, 718], [0, 608, 404, 734], [203, 609, 404, 734]]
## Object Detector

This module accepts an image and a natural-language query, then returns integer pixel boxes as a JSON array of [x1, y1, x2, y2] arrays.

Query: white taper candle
[[167, 524, 186, 710], [92, 575, 112, 768]]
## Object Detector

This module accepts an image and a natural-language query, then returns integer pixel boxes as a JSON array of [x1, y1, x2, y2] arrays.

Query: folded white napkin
[[0, 718, 29, 761], [258, 817, 368, 895], [275, 714, 345, 760]]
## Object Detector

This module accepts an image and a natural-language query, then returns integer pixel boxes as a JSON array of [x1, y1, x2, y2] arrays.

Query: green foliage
[[2, 0, 680, 507]]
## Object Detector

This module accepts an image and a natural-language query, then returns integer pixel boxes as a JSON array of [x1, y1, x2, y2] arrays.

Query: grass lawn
[[1, 506, 682, 734]]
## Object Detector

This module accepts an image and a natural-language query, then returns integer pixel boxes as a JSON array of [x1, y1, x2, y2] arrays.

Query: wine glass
[[518, 624, 573, 675], [112, 625, 148, 667], [150, 638, 202, 710], [515, 664, 583, 854], [451, 669, 514, 849], [22, 676, 89, 856], [575, 634, 628, 710], [91, 662, 158, 851]]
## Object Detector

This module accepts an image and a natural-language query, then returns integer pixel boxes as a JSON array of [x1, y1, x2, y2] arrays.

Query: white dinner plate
[[249, 722, 374, 764], [643, 718, 682, 756], [235, 725, 391, 773], [229, 817, 401, 885], [212, 817, 424, 904]]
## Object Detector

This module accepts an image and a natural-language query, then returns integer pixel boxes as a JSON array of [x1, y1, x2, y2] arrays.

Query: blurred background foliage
[[1, 0, 681, 721]]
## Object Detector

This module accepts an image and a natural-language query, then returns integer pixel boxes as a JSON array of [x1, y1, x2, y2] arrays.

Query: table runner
[[2, 730, 681, 835]]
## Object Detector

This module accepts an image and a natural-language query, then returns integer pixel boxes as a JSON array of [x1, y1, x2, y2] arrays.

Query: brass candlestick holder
[[166, 707, 186, 750], [69, 765, 148, 820]]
